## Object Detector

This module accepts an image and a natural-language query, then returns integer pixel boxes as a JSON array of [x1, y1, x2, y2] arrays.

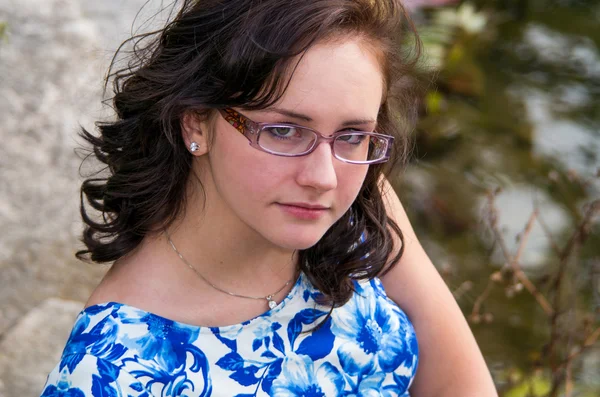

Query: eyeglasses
[[218, 108, 394, 164]]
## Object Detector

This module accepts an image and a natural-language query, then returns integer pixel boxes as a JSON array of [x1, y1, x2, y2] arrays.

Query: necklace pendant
[[266, 296, 277, 310]]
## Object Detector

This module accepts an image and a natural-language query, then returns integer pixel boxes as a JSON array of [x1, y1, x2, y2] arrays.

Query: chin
[[267, 228, 328, 251], [275, 237, 322, 251]]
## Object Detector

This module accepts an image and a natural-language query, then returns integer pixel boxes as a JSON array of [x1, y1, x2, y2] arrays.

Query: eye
[[265, 126, 299, 139], [337, 133, 367, 145]]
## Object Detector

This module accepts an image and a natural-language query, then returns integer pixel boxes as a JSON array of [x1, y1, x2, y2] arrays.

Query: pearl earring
[[189, 142, 199, 152]]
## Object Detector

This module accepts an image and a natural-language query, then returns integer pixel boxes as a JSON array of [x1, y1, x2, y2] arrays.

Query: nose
[[295, 142, 338, 192]]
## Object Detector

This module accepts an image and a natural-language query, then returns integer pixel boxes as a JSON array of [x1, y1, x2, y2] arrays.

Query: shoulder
[[336, 277, 419, 356], [57, 302, 136, 364], [44, 302, 210, 396], [269, 275, 419, 395], [59, 301, 204, 362], [333, 276, 419, 342]]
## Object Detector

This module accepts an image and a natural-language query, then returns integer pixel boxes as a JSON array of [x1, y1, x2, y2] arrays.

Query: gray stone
[[0, 0, 147, 395], [0, 298, 84, 397], [0, 0, 108, 337]]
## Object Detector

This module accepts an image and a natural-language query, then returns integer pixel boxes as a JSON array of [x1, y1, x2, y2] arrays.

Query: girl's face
[[192, 38, 384, 250]]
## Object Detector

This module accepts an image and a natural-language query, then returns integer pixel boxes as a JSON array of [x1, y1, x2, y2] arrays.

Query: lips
[[280, 202, 329, 210], [276, 202, 330, 220]]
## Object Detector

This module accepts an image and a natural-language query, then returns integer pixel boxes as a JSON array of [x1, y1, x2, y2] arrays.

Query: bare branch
[[555, 326, 600, 372], [548, 199, 600, 369], [471, 278, 494, 319], [453, 280, 473, 301], [486, 192, 554, 316], [514, 210, 537, 263]]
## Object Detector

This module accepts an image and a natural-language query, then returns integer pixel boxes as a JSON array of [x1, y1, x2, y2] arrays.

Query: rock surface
[[0, 0, 148, 395], [0, 298, 84, 397]]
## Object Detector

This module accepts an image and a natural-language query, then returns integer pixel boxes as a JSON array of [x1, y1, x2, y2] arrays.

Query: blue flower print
[[347, 372, 386, 397], [41, 381, 85, 397], [270, 353, 345, 396], [120, 312, 211, 396], [330, 285, 417, 377], [43, 355, 150, 397], [42, 276, 418, 397], [252, 321, 284, 354], [381, 372, 414, 397], [124, 312, 204, 372], [61, 305, 127, 372]]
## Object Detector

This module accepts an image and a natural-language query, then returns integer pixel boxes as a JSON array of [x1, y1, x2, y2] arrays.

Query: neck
[[157, 188, 299, 297]]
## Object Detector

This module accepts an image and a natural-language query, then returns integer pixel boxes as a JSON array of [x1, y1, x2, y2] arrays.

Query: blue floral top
[[41, 273, 418, 396]]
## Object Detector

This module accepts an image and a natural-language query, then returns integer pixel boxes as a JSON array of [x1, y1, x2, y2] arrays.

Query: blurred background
[[0, 0, 598, 396]]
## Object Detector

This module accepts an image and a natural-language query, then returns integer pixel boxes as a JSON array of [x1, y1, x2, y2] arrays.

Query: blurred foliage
[[398, 1, 599, 395], [504, 372, 551, 397], [0, 22, 7, 41]]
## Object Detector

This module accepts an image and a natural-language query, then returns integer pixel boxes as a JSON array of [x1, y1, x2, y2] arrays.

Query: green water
[[396, 0, 599, 394]]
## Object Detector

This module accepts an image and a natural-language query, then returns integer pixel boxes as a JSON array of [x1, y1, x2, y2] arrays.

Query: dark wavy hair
[[78, 0, 423, 307]]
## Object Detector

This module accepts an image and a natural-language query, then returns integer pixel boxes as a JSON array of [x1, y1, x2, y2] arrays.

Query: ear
[[181, 111, 210, 156]]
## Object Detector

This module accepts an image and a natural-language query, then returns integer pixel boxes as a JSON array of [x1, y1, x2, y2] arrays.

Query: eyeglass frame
[[217, 108, 394, 165]]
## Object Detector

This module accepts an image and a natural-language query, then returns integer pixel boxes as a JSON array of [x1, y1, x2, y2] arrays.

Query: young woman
[[41, 0, 496, 396]]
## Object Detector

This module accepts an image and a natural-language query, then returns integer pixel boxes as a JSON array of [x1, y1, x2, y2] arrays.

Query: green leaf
[[505, 373, 551, 397]]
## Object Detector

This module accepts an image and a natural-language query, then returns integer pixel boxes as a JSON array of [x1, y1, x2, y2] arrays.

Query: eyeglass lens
[[257, 126, 386, 162]]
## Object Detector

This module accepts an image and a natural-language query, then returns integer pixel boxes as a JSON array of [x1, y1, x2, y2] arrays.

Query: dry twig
[[471, 188, 599, 395], [485, 192, 554, 316]]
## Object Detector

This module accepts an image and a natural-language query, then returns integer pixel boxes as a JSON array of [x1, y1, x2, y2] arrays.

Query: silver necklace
[[165, 231, 295, 310]]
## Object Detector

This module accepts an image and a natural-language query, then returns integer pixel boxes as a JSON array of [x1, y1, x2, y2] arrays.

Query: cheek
[[209, 130, 287, 203], [336, 164, 369, 207]]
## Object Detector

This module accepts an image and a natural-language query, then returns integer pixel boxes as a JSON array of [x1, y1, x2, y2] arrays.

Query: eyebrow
[[265, 107, 377, 128]]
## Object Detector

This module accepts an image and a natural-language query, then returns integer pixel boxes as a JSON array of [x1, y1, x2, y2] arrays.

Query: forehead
[[273, 38, 385, 123]]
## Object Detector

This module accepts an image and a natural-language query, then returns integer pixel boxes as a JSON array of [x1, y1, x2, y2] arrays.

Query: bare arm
[[379, 177, 498, 397]]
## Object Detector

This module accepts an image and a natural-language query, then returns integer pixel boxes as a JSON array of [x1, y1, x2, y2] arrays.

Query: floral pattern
[[41, 274, 418, 396]]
